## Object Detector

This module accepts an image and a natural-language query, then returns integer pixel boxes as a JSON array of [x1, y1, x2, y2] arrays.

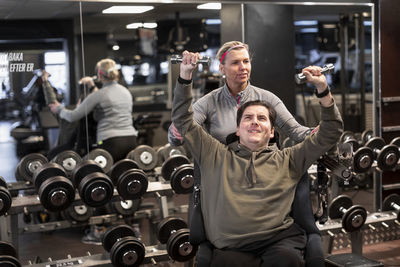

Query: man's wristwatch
[[314, 86, 330, 98]]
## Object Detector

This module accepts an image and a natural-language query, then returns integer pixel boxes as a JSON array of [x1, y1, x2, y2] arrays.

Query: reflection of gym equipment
[[51, 150, 82, 177], [126, 145, 158, 171], [156, 217, 197, 262], [328, 195, 367, 232], [0, 176, 12, 216], [102, 225, 146, 267], [84, 148, 114, 174], [133, 114, 162, 147], [161, 155, 194, 194], [382, 194, 400, 222], [109, 159, 148, 200], [112, 200, 142, 217], [71, 160, 114, 207], [33, 162, 75, 212], [15, 153, 48, 182], [0, 241, 21, 267], [364, 136, 399, 171], [157, 143, 186, 166]]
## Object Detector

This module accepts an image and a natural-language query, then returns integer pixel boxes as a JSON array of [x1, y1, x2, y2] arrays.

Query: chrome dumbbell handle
[[295, 64, 335, 84], [170, 55, 211, 66]]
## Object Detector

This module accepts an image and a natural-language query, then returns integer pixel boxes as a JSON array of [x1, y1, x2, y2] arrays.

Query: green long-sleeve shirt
[[172, 81, 343, 249]]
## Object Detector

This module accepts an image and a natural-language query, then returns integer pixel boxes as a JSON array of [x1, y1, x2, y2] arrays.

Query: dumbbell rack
[[0, 178, 189, 266], [318, 210, 400, 255], [18, 245, 171, 267]]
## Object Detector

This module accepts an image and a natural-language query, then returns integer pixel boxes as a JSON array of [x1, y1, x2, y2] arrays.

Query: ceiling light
[[112, 45, 120, 51], [294, 20, 318, 26], [126, 22, 157, 29], [197, 3, 221, 10], [205, 19, 221, 25], [102, 6, 154, 14]]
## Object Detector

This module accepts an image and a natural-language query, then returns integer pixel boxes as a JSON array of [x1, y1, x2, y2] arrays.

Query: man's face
[[236, 105, 274, 151]]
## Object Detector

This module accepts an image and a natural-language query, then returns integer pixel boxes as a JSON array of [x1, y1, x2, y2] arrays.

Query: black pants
[[98, 135, 137, 162], [210, 223, 307, 267]]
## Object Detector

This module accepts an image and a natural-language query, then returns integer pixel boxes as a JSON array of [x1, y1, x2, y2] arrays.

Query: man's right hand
[[180, 50, 201, 80]]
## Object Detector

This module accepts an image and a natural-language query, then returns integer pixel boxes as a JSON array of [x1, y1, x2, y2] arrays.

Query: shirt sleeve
[[57, 91, 100, 122]]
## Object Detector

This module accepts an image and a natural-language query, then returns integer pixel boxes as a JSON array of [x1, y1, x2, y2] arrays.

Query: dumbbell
[[390, 137, 400, 168], [170, 55, 211, 66], [157, 217, 198, 262], [360, 129, 373, 145], [71, 160, 114, 207], [0, 241, 21, 267], [0, 176, 12, 216], [338, 132, 373, 173], [126, 145, 158, 171], [382, 194, 400, 222], [295, 64, 335, 84], [51, 150, 82, 177], [364, 136, 399, 171], [161, 155, 194, 194], [84, 148, 114, 174], [15, 153, 48, 182], [32, 162, 75, 212], [61, 203, 94, 223], [113, 200, 142, 217], [157, 143, 186, 166], [328, 195, 367, 232], [109, 159, 148, 200], [102, 225, 145, 267]]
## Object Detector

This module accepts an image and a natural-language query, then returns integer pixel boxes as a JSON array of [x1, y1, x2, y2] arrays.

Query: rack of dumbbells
[[315, 130, 400, 255], [0, 143, 198, 266]]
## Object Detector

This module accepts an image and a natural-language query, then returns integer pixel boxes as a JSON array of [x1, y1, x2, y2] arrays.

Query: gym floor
[[1, 121, 400, 266]]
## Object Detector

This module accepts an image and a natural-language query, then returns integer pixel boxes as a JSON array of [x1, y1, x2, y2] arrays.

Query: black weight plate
[[14, 161, 24, 181], [126, 145, 158, 171], [110, 236, 145, 267], [85, 148, 114, 174], [118, 169, 148, 200], [328, 195, 353, 219], [0, 241, 17, 257], [109, 159, 139, 185], [342, 205, 367, 232], [382, 194, 400, 212], [339, 131, 355, 143], [162, 144, 186, 162], [62, 204, 93, 222], [376, 144, 400, 171], [353, 147, 373, 173], [51, 150, 82, 175], [33, 162, 66, 190], [38, 176, 75, 212], [156, 146, 167, 166], [361, 129, 373, 145], [157, 217, 188, 244], [102, 225, 136, 252], [365, 137, 385, 152], [18, 153, 48, 182], [78, 172, 114, 207], [0, 187, 12, 216], [390, 137, 400, 147], [161, 155, 190, 181], [344, 139, 360, 152], [170, 164, 194, 194], [0, 255, 21, 267], [71, 160, 103, 188], [167, 229, 197, 262], [0, 176, 6, 188], [113, 199, 141, 216]]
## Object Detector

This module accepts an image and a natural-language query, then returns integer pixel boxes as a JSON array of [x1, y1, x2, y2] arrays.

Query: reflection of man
[[171, 52, 343, 266]]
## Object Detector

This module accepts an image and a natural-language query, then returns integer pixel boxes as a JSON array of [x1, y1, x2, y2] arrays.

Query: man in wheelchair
[[171, 51, 343, 267]]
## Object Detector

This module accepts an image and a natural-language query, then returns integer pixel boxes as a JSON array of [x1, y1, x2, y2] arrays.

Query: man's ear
[[270, 127, 275, 138]]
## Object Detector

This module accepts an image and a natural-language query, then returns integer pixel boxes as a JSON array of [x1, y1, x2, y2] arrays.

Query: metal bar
[[382, 125, 400, 132], [382, 96, 400, 103]]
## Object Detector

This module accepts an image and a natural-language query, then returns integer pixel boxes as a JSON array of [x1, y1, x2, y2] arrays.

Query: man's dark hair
[[236, 100, 276, 128]]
